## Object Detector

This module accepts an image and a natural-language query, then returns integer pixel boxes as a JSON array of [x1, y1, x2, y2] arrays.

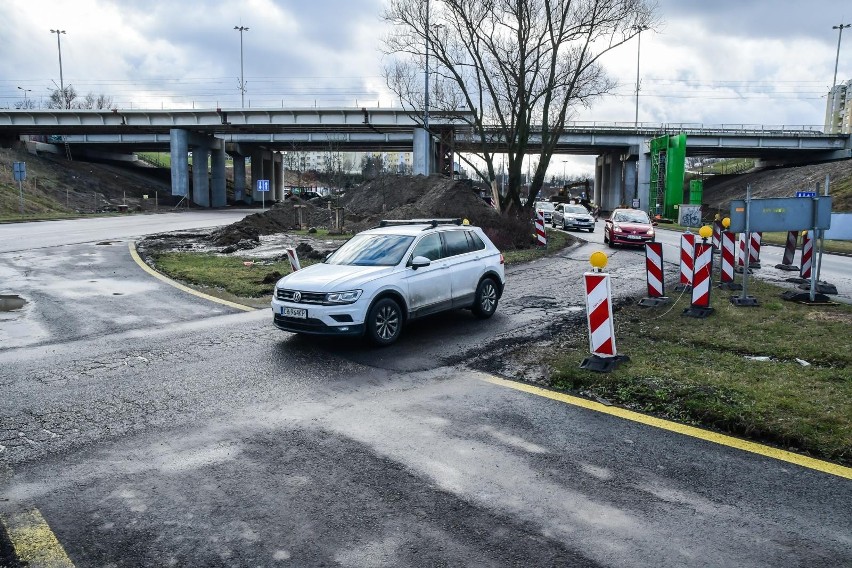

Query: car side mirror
[[410, 255, 431, 270]]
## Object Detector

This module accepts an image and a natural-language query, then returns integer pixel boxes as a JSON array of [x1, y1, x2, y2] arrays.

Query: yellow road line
[[1, 509, 75, 568], [478, 374, 852, 480], [128, 241, 256, 312]]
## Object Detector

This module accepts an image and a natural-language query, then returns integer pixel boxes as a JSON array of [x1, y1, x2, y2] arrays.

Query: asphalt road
[[1, 214, 850, 567]]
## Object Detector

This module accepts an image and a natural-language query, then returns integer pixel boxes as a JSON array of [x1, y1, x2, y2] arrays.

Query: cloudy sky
[[1, 0, 850, 175]]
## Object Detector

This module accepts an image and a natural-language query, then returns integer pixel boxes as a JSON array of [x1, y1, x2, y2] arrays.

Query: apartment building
[[824, 79, 852, 134]]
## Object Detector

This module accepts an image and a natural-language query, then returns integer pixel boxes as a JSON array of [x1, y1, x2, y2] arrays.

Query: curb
[[128, 241, 257, 312]]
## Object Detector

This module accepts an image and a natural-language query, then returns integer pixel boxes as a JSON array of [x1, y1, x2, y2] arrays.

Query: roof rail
[[378, 218, 463, 229]]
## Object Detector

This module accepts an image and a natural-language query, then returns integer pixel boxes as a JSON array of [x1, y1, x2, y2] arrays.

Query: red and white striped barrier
[[645, 242, 665, 298], [748, 232, 762, 268], [676, 232, 695, 290], [712, 220, 722, 250], [535, 210, 547, 247], [718, 230, 741, 290], [737, 233, 747, 267], [775, 231, 800, 271], [800, 231, 812, 280], [638, 242, 669, 307], [685, 242, 714, 316], [286, 247, 301, 272], [584, 272, 616, 357]]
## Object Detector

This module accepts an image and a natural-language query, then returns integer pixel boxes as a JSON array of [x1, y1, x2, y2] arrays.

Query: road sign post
[[13, 162, 26, 215], [256, 179, 270, 211]]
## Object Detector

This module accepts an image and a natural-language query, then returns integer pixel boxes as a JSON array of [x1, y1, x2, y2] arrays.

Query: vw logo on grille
[[293, 291, 302, 302]]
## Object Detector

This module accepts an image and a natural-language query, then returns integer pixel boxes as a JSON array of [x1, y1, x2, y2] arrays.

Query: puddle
[[96, 241, 115, 246], [0, 295, 27, 312]]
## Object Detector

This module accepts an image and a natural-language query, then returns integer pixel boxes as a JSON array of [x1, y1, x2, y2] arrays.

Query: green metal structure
[[649, 134, 687, 218], [689, 179, 704, 205]]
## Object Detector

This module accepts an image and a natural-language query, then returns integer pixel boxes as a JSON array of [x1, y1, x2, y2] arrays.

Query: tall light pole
[[562, 159, 568, 185], [17, 87, 32, 101], [234, 25, 249, 108], [633, 25, 648, 129], [832, 23, 850, 89], [50, 29, 66, 108], [423, 0, 431, 174]]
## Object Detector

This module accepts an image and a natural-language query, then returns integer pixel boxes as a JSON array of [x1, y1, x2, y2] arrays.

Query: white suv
[[271, 219, 506, 345]]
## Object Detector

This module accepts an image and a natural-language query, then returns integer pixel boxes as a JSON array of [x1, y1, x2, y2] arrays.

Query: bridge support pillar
[[192, 145, 210, 208], [623, 156, 637, 207], [169, 129, 189, 198], [211, 142, 226, 208], [413, 127, 434, 175], [274, 152, 284, 201], [594, 153, 623, 212], [250, 149, 261, 203], [232, 155, 247, 203]]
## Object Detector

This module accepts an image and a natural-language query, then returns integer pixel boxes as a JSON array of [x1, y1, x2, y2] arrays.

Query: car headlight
[[646, 228, 655, 236], [325, 290, 362, 304], [613, 224, 623, 233]]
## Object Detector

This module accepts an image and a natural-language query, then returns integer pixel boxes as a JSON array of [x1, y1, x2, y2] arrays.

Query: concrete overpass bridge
[[0, 108, 849, 211]]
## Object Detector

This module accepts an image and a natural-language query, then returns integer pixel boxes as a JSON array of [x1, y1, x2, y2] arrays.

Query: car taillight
[[499, 253, 504, 264]]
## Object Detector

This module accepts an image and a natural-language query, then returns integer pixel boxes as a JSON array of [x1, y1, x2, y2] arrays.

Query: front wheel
[[588, 227, 594, 233], [472, 277, 499, 319], [366, 298, 402, 346]]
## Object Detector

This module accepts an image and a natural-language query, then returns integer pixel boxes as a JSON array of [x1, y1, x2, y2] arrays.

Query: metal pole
[[815, 175, 830, 286], [832, 23, 850, 89], [633, 25, 647, 129], [424, 0, 430, 174], [50, 29, 67, 108], [740, 185, 751, 301], [19, 180, 24, 215], [235, 26, 249, 108]]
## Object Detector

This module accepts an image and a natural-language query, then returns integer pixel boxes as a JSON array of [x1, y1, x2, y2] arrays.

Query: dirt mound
[[209, 174, 527, 248]]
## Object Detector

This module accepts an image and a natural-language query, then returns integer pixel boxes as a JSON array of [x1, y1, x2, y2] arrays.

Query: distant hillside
[[697, 159, 852, 216]]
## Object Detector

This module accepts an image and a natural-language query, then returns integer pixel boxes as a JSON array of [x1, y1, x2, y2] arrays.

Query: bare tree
[[383, 0, 657, 213], [47, 85, 78, 109], [46, 86, 114, 110]]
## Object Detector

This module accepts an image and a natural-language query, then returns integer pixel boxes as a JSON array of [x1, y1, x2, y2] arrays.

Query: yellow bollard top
[[699, 225, 713, 240], [462, 218, 470, 225], [589, 251, 608, 270], [722, 217, 731, 229]]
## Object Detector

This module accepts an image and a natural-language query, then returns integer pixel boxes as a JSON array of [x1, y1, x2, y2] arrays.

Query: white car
[[534, 201, 556, 223], [552, 203, 595, 232], [271, 219, 506, 346]]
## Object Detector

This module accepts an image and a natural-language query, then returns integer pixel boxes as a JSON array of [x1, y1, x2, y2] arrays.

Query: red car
[[604, 208, 656, 247]]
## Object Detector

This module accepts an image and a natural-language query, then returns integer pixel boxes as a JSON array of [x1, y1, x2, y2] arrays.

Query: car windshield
[[325, 234, 415, 266], [613, 210, 650, 224], [566, 205, 588, 214], [536, 202, 555, 211]]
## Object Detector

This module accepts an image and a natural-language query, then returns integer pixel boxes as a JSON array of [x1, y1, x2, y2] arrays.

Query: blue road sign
[[795, 191, 817, 198], [13, 162, 26, 182], [257, 179, 270, 192]]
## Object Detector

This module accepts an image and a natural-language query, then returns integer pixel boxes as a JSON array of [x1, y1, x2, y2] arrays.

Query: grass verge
[[545, 279, 852, 466], [503, 229, 571, 264], [151, 253, 310, 300]]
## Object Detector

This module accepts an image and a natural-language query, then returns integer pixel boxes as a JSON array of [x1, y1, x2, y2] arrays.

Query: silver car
[[552, 203, 595, 232]]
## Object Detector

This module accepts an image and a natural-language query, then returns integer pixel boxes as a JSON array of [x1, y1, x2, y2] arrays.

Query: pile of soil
[[207, 174, 530, 250]]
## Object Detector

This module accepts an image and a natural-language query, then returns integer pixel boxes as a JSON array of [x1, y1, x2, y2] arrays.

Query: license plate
[[280, 307, 307, 319], [627, 235, 642, 240]]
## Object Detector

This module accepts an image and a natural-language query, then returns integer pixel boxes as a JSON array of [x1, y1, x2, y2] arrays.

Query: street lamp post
[[633, 25, 648, 129], [832, 23, 851, 89], [423, 0, 431, 174], [234, 25, 249, 108], [562, 159, 568, 185], [49, 29, 66, 108], [17, 87, 32, 101]]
